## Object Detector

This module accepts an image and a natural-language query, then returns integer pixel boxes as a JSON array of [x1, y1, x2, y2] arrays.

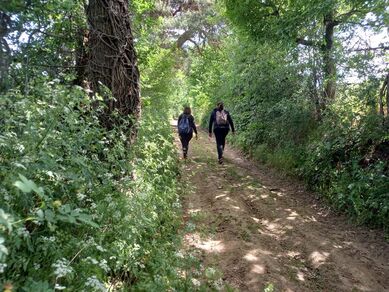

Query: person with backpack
[[208, 102, 235, 164], [177, 106, 198, 159]]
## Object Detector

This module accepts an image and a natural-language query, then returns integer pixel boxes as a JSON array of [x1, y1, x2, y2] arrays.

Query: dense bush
[[0, 80, 194, 290], [302, 92, 389, 228]]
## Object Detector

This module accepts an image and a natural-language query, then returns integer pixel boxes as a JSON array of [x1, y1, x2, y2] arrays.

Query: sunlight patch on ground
[[286, 211, 299, 221], [251, 264, 266, 274], [309, 251, 330, 268], [185, 233, 225, 253], [248, 248, 273, 256], [297, 270, 305, 281], [247, 185, 261, 191], [260, 219, 285, 235], [189, 208, 202, 214], [251, 217, 260, 223], [271, 191, 284, 197], [244, 253, 259, 262], [333, 244, 343, 249], [286, 251, 301, 258]]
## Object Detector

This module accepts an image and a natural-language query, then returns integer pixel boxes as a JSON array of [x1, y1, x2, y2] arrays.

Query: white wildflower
[[0, 263, 7, 273], [186, 222, 196, 232], [172, 201, 181, 208], [76, 193, 86, 201], [175, 251, 184, 258], [86, 237, 96, 244], [104, 173, 113, 179], [85, 257, 98, 265], [193, 269, 202, 276], [96, 245, 106, 252], [33, 263, 41, 270], [54, 284, 66, 290], [191, 278, 201, 287], [42, 236, 56, 242], [52, 258, 73, 278], [85, 276, 107, 291], [132, 244, 140, 251], [16, 144, 25, 153], [213, 278, 224, 291], [99, 259, 109, 272], [17, 227, 30, 238], [205, 267, 217, 278]]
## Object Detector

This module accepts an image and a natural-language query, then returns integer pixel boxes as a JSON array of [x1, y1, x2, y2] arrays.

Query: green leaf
[[13, 174, 46, 199], [0, 209, 13, 232]]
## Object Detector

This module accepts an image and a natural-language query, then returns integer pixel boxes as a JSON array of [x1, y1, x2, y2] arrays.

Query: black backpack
[[178, 115, 191, 134]]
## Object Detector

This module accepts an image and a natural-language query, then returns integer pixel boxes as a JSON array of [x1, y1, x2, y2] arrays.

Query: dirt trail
[[175, 126, 389, 292]]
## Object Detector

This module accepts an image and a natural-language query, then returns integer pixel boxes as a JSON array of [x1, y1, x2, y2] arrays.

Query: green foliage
[[187, 45, 229, 122], [0, 79, 196, 290], [223, 0, 387, 43], [184, 17, 388, 230], [302, 91, 389, 228]]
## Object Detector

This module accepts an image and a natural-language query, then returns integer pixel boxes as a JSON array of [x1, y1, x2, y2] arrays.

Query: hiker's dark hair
[[183, 106, 191, 115], [217, 102, 224, 110]]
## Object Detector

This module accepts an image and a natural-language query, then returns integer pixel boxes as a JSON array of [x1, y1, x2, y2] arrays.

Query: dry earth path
[[174, 125, 389, 292]]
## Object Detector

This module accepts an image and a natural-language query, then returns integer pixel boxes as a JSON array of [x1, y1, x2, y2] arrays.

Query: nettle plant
[[0, 80, 186, 290]]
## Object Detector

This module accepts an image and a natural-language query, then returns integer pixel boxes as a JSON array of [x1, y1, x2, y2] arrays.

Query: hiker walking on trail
[[208, 102, 235, 164], [177, 106, 198, 159]]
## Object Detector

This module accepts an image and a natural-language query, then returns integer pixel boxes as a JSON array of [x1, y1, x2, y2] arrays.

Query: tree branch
[[187, 38, 202, 54], [176, 30, 195, 48], [334, 8, 361, 25], [296, 37, 319, 47], [349, 45, 389, 52]]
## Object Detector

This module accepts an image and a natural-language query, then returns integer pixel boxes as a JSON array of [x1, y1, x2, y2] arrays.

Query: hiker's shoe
[[218, 158, 223, 164]]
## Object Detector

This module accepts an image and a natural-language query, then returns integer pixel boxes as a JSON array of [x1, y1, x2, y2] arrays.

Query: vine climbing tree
[[86, 0, 141, 134]]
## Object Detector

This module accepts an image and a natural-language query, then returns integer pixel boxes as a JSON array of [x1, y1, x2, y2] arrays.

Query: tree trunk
[[386, 73, 389, 117], [0, 12, 11, 91], [309, 49, 322, 120], [86, 0, 141, 135], [322, 11, 336, 102], [73, 28, 88, 87], [378, 74, 386, 117]]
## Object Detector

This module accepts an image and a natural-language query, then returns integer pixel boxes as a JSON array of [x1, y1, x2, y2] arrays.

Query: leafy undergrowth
[[234, 100, 389, 231], [0, 81, 199, 290]]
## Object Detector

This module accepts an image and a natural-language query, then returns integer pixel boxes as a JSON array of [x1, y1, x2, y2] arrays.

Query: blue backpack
[[178, 115, 191, 134]]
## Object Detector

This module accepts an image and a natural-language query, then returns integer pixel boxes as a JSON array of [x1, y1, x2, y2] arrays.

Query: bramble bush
[[0, 80, 196, 290]]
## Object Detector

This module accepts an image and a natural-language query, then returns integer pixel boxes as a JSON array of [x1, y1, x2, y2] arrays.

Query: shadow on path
[[173, 122, 389, 292]]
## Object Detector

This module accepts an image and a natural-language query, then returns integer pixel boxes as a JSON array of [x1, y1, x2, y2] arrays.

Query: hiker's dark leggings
[[214, 128, 229, 159], [180, 133, 193, 155]]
